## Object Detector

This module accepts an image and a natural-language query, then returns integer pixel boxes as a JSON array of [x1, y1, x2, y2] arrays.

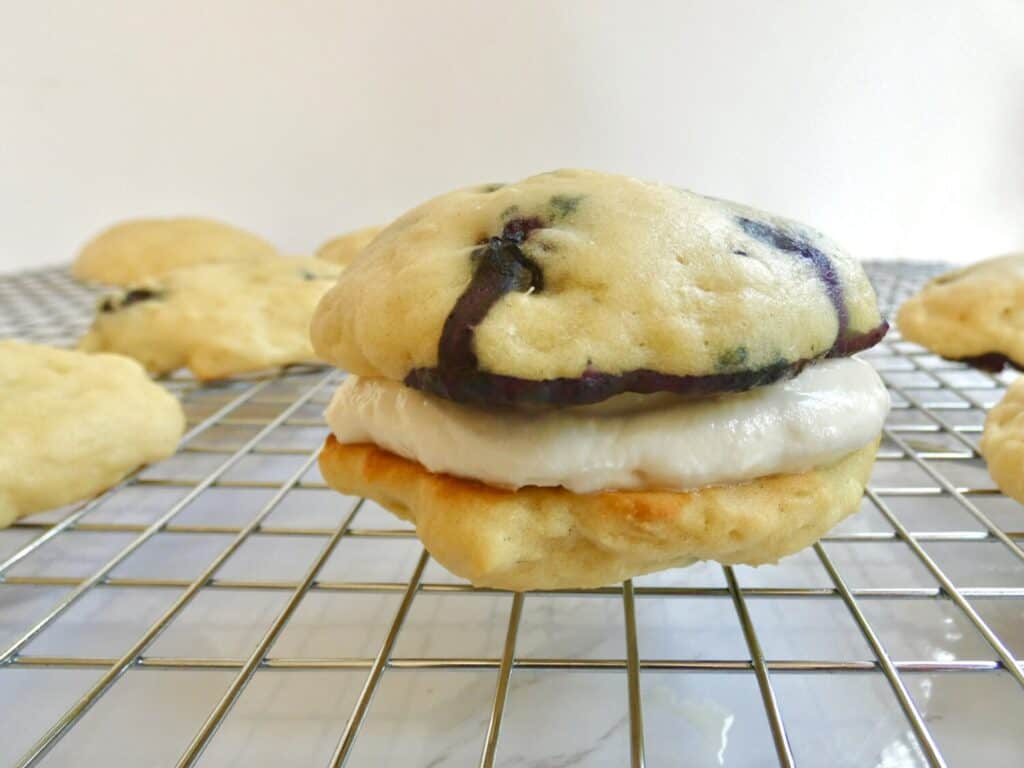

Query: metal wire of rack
[[0, 263, 1021, 767]]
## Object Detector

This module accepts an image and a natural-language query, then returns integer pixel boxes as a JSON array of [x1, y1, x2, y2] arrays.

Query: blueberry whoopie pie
[[312, 170, 890, 590]]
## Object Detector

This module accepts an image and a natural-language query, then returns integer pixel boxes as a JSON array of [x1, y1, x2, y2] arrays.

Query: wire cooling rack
[[0, 263, 1021, 768]]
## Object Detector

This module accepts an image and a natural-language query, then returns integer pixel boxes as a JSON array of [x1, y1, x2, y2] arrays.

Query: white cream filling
[[325, 358, 889, 494]]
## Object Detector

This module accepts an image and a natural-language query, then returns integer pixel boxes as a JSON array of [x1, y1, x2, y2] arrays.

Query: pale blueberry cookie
[[80, 258, 341, 381], [897, 253, 1024, 371], [0, 341, 184, 528], [74, 216, 279, 285], [981, 376, 1024, 504], [312, 169, 890, 590]]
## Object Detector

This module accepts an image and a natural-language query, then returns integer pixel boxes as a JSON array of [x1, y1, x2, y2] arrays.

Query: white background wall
[[1, 0, 1022, 273]]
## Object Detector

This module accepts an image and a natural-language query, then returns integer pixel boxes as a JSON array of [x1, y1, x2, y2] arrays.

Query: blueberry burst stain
[[436, 217, 544, 377], [403, 213, 889, 408], [736, 216, 849, 339], [99, 287, 161, 313], [953, 352, 1022, 373]]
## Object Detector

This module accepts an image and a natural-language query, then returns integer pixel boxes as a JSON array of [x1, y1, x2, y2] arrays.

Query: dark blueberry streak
[[100, 287, 161, 313], [408, 320, 889, 408], [827, 321, 889, 357], [952, 352, 1022, 373], [436, 218, 544, 379], [122, 288, 160, 306], [500, 216, 544, 244], [737, 217, 849, 339]]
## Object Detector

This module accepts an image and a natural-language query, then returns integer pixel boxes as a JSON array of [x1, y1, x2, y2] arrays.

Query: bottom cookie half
[[318, 435, 880, 591]]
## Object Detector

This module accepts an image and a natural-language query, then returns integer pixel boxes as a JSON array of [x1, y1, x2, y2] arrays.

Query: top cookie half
[[312, 170, 885, 407]]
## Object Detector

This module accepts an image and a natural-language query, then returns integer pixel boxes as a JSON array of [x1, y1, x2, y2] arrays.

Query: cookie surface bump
[[0, 341, 185, 527], [314, 226, 384, 265], [73, 217, 279, 285], [897, 253, 1024, 370], [319, 436, 879, 590], [79, 258, 341, 380], [981, 377, 1024, 504], [312, 170, 884, 407]]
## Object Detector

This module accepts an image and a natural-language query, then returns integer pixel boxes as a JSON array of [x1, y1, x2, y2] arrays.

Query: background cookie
[[314, 225, 384, 265], [897, 253, 1024, 370], [312, 170, 884, 398], [981, 377, 1024, 504], [319, 436, 878, 590], [0, 341, 184, 527], [79, 257, 341, 380], [73, 216, 279, 285]]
